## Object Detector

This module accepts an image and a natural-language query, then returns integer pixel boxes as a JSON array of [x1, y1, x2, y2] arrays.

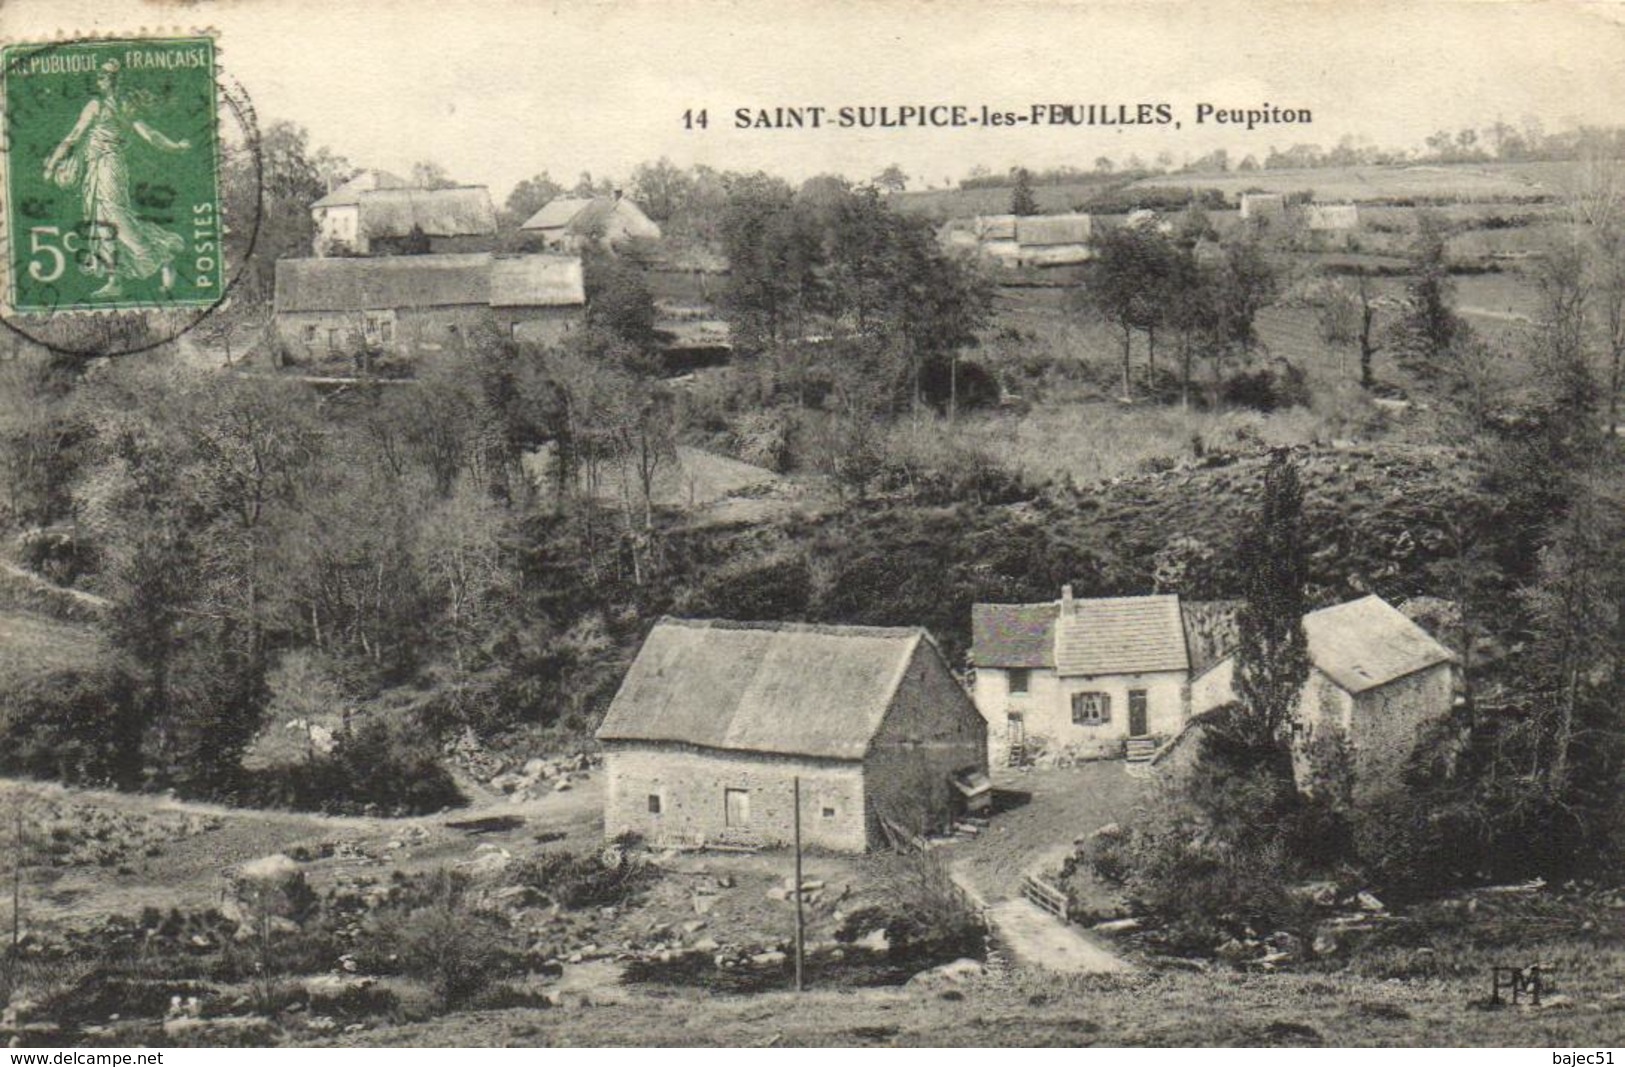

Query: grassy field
[[0, 609, 102, 683], [1125, 163, 1562, 204], [330, 943, 1625, 1046]]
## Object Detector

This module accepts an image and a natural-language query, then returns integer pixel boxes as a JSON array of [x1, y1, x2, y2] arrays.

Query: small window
[[822, 807, 836, 819], [725, 787, 750, 827], [1291, 722, 1307, 741], [647, 794, 661, 815], [302, 324, 317, 345], [1071, 691, 1111, 725], [1007, 668, 1031, 695]]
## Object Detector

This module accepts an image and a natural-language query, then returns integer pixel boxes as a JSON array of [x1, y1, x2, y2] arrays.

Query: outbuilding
[[596, 618, 988, 852]]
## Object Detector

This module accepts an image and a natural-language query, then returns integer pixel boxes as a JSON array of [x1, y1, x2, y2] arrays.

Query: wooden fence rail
[[1022, 873, 1069, 920]]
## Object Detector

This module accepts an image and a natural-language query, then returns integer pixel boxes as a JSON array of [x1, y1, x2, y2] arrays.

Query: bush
[[843, 852, 987, 965], [240, 715, 463, 816], [1220, 362, 1310, 412], [508, 842, 656, 910], [0, 669, 136, 786], [373, 869, 520, 1010]]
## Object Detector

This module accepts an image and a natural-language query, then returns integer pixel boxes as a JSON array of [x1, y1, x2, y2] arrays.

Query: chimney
[[1061, 584, 1074, 616]]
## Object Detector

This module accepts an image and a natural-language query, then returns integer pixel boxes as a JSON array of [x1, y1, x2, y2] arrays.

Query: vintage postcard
[[0, 0, 1621, 1053]]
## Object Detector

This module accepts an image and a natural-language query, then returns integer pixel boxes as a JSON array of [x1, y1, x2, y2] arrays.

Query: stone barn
[[1238, 192, 1287, 221], [595, 619, 988, 852], [1189, 594, 1456, 798], [272, 252, 584, 362]]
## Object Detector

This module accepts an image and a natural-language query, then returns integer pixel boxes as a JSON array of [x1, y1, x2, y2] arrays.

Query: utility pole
[[792, 776, 805, 993]]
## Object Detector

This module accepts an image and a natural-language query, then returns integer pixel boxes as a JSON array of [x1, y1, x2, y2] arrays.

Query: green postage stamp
[[1, 37, 222, 313]]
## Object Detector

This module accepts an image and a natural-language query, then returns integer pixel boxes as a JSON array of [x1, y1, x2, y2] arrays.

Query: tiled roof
[[1303, 595, 1454, 694], [1055, 595, 1189, 676], [595, 618, 931, 760], [972, 594, 1190, 676], [970, 603, 1056, 668], [310, 169, 410, 209]]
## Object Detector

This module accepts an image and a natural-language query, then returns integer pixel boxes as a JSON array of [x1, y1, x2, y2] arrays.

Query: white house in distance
[[596, 618, 988, 852], [970, 588, 1191, 767], [1238, 192, 1287, 221], [310, 170, 498, 256], [1188, 594, 1456, 797], [520, 192, 662, 252]]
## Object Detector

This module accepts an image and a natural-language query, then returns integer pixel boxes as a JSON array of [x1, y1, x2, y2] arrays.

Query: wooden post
[[793, 776, 805, 993], [11, 804, 21, 962]]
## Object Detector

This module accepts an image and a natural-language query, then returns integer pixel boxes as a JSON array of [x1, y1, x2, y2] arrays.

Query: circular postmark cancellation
[[0, 33, 263, 358]]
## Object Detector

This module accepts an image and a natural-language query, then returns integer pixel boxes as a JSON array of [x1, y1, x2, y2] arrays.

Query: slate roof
[[275, 253, 584, 313], [358, 186, 497, 239], [595, 618, 931, 761], [1056, 595, 1189, 676], [971, 594, 1190, 676], [1303, 594, 1454, 694]]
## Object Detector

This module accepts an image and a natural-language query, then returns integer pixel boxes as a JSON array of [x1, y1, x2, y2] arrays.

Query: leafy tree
[[629, 157, 693, 222], [583, 250, 659, 356], [503, 172, 563, 229], [1394, 211, 1461, 375], [1009, 168, 1039, 216], [410, 160, 458, 189], [1079, 226, 1182, 400], [873, 163, 909, 193], [1227, 451, 1311, 754]]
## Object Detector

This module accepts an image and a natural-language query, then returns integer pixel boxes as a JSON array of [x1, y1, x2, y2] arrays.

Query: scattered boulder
[[905, 958, 985, 990], [1311, 930, 1341, 957], [1092, 917, 1142, 934], [1355, 891, 1387, 913]]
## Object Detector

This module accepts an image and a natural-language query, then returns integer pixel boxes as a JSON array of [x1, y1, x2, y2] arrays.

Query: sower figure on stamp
[[42, 58, 191, 299]]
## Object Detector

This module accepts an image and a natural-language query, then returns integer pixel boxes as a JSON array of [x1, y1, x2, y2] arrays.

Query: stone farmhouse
[[272, 252, 584, 361], [520, 192, 662, 253], [596, 618, 988, 852], [1188, 593, 1456, 798], [939, 213, 1093, 268], [309, 170, 498, 257], [970, 589, 1191, 767], [1238, 192, 1287, 220], [1305, 203, 1359, 231]]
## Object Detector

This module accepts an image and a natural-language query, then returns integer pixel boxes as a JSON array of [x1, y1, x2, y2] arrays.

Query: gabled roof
[[1303, 594, 1454, 694], [274, 253, 584, 313], [971, 603, 1057, 668], [1056, 595, 1189, 676], [595, 618, 931, 761], [1015, 213, 1092, 246], [489, 254, 586, 307], [520, 194, 660, 239], [971, 594, 1189, 676], [358, 186, 497, 239], [311, 169, 410, 210]]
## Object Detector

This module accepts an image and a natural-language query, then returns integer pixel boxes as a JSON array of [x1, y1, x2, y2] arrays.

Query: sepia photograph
[[0, 0, 1621, 1051]]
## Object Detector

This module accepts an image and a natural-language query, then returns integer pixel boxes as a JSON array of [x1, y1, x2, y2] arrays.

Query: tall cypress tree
[[1230, 450, 1312, 754]]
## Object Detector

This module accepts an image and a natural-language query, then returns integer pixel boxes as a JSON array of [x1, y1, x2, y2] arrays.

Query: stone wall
[[603, 744, 869, 852], [867, 641, 988, 835]]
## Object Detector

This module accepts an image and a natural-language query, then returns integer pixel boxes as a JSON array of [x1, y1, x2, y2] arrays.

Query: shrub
[[240, 714, 464, 816], [0, 668, 136, 786], [374, 869, 520, 1010], [1220, 362, 1310, 412], [846, 851, 987, 965], [508, 842, 656, 910]]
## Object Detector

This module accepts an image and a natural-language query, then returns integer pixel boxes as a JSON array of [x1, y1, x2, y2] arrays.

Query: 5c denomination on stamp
[[2, 36, 223, 313]]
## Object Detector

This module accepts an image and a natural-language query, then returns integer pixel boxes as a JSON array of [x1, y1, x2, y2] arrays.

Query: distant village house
[[1238, 192, 1287, 220], [596, 619, 988, 852], [311, 170, 498, 256], [940, 212, 1093, 268], [273, 252, 585, 361], [520, 192, 662, 253]]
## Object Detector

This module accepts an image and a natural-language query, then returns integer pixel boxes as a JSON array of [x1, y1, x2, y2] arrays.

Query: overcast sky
[[6, 0, 1625, 199]]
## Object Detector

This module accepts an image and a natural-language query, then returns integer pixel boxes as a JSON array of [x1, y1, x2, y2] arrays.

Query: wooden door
[[724, 787, 750, 827], [1128, 689, 1149, 737]]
